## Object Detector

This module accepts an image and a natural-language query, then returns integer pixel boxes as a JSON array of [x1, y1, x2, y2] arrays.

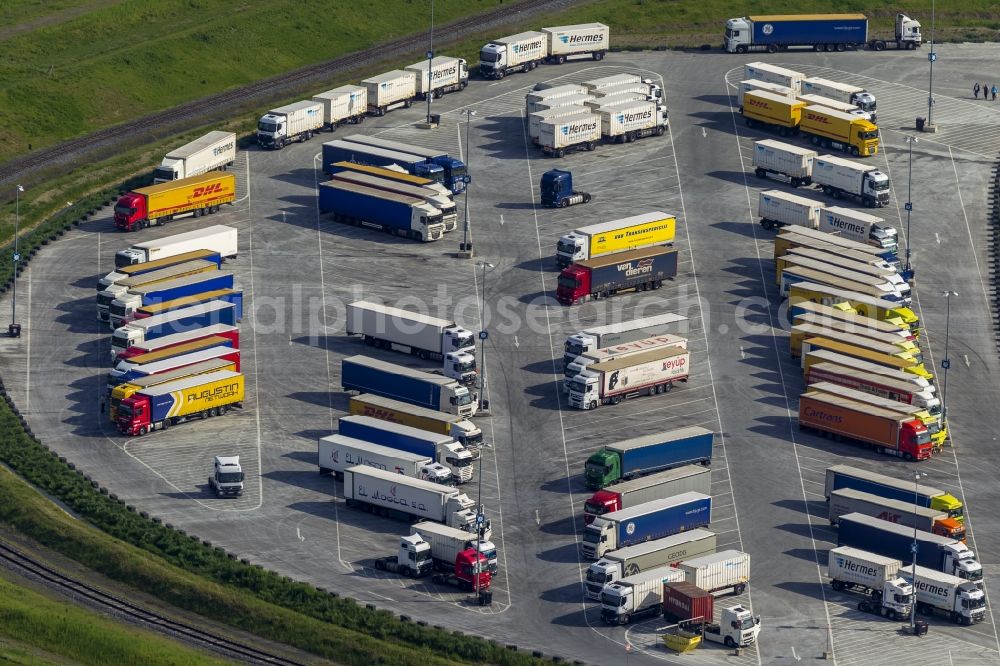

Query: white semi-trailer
[[752, 139, 816, 187], [153, 131, 236, 183], [317, 434, 452, 484], [812, 154, 891, 208], [405, 56, 469, 99], [312, 85, 368, 130], [363, 70, 418, 116]]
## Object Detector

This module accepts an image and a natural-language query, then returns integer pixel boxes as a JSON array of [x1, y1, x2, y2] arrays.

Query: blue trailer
[[136, 288, 244, 323], [823, 465, 962, 520], [318, 181, 445, 242], [341, 355, 476, 418], [321, 140, 444, 183], [581, 492, 712, 559], [341, 134, 469, 194], [724, 14, 869, 54], [837, 513, 983, 581], [109, 271, 235, 329], [585, 426, 713, 490], [337, 414, 473, 483], [111, 301, 238, 356]]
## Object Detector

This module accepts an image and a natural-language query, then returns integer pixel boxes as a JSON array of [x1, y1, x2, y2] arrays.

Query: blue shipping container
[[751, 16, 868, 47], [837, 513, 953, 571], [338, 414, 447, 462], [609, 492, 712, 549], [618, 428, 714, 478], [828, 469, 936, 510], [342, 356, 445, 412]]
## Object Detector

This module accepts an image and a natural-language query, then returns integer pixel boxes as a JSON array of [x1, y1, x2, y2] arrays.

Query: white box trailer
[[542, 23, 609, 63], [317, 433, 451, 484], [592, 82, 653, 99], [529, 107, 591, 144], [312, 85, 368, 129], [478, 31, 547, 79], [539, 111, 601, 157], [565, 333, 687, 390], [343, 465, 480, 531], [758, 189, 824, 231], [829, 488, 950, 531], [115, 225, 238, 267], [802, 77, 876, 118], [526, 84, 588, 111], [585, 93, 647, 111], [827, 546, 913, 618], [600, 566, 686, 625], [256, 100, 323, 149], [813, 154, 891, 208], [678, 549, 750, 595], [907, 564, 987, 625], [585, 529, 716, 600], [564, 313, 690, 367], [411, 521, 497, 573], [739, 79, 796, 107], [405, 56, 468, 98], [153, 131, 236, 183], [752, 139, 816, 186], [532, 93, 596, 114], [583, 73, 643, 91], [598, 100, 667, 142], [819, 206, 897, 249], [743, 62, 805, 92], [797, 94, 872, 121], [363, 70, 418, 115], [345, 300, 475, 360]]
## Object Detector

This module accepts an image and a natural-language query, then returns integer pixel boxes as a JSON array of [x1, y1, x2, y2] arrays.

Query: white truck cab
[[701, 606, 761, 648], [444, 351, 477, 385], [209, 456, 244, 497]]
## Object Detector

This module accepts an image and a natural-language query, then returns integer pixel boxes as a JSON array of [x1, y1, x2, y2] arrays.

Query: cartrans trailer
[[582, 492, 712, 559], [117, 370, 243, 436], [556, 211, 675, 267], [584, 426, 713, 489]]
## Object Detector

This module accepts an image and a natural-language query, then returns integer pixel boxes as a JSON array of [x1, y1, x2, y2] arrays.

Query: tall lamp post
[[926, 0, 937, 130], [903, 136, 917, 277], [473, 260, 494, 603], [460, 109, 476, 255], [941, 290, 957, 422], [425, 0, 435, 125], [9, 184, 23, 337], [909, 471, 926, 633]]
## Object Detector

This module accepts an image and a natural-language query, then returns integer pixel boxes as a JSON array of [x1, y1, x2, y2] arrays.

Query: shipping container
[[905, 565, 987, 624], [312, 85, 368, 129], [256, 100, 324, 149], [663, 581, 714, 622], [525, 84, 589, 113], [153, 131, 236, 183], [597, 100, 668, 142], [529, 107, 593, 145], [752, 139, 815, 186], [538, 111, 601, 156]]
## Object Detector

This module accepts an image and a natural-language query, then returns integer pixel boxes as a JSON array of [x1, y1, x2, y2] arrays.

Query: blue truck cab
[[540, 169, 591, 208]]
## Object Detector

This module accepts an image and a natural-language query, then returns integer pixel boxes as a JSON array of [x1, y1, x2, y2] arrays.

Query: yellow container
[[742, 90, 805, 128], [800, 105, 879, 156], [662, 630, 702, 653]]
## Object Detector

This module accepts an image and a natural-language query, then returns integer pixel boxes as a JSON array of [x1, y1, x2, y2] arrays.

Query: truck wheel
[[496, 70, 504, 79], [736, 45, 747, 54], [755, 168, 766, 179], [558, 198, 567, 208], [836, 44, 846, 52], [725, 636, 736, 648], [586, 141, 596, 151], [375, 560, 385, 570], [593, 51, 604, 61], [762, 219, 774, 230], [589, 401, 598, 410], [622, 613, 631, 624], [734, 583, 746, 595], [767, 44, 778, 54], [831, 580, 845, 591], [555, 149, 565, 158], [850, 147, 860, 157], [583, 193, 592, 203], [790, 177, 801, 187], [907, 42, 916, 50], [663, 382, 673, 393], [161, 418, 169, 430], [558, 55, 567, 64], [138, 426, 147, 436]]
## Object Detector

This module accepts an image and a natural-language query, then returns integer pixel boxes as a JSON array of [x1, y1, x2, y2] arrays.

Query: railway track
[[0, 0, 575, 186], [0, 540, 309, 665]]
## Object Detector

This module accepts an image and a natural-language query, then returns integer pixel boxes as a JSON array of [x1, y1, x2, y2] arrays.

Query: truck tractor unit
[[563, 313, 689, 368], [256, 101, 323, 149], [828, 488, 964, 541], [154, 131, 236, 183], [115, 225, 238, 267], [348, 393, 482, 457], [317, 434, 452, 485], [698, 606, 761, 649], [556, 246, 678, 305], [567, 346, 689, 410], [824, 464, 963, 523], [813, 154, 890, 207], [556, 212, 675, 267], [373, 534, 433, 578], [582, 492, 712, 559], [540, 169, 591, 208], [870, 14, 922, 51], [599, 565, 685, 625], [117, 370, 243, 436], [752, 139, 816, 187], [431, 549, 491, 598], [906, 564, 986, 625], [341, 355, 476, 418], [114, 172, 236, 231], [584, 426, 713, 490], [312, 85, 368, 130], [827, 546, 913, 620], [584, 465, 712, 524], [208, 455, 245, 497], [725, 14, 870, 53]]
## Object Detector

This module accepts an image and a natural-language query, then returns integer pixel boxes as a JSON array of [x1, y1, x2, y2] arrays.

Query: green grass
[[0, 573, 235, 666]]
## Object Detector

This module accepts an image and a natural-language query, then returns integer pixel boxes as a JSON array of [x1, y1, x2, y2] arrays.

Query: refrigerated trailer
[[114, 225, 238, 267]]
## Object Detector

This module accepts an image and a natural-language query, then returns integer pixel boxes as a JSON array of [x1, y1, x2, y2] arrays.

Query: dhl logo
[[746, 98, 770, 108], [806, 112, 832, 124], [193, 183, 223, 197]]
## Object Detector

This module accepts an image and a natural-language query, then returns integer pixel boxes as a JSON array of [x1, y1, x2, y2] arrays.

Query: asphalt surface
[[1, 44, 999, 666]]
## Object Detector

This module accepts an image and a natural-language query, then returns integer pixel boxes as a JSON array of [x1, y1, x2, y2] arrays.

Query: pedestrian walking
[[984, 83, 990, 100], [974, 82, 981, 98], [992, 85, 997, 100]]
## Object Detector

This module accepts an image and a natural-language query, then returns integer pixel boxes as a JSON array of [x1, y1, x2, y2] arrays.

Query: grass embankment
[[0, 393, 543, 665], [0, 573, 235, 666]]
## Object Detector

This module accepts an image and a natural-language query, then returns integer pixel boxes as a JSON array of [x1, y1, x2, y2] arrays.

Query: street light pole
[[461, 109, 476, 255], [425, 0, 434, 125], [476, 261, 494, 413], [941, 290, 957, 422], [909, 471, 925, 633], [927, 0, 936, 128], [904, 136, 917, 276], [10, 184, 23, 333]]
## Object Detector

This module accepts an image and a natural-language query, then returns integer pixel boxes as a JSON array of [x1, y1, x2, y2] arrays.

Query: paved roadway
[[1, 44, 999, 666]]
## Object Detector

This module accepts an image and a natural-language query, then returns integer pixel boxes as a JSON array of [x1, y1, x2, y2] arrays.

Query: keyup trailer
[[563, 313, 689, 367], [567, 346, 689, 411]]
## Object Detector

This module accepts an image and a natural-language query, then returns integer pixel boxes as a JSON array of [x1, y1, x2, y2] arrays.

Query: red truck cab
[[556, 265, 590, 305], [584, 489, 620, 525], [898, 419, 932, 460], [456, 549, 491, 590], [114, 192, 147, 231], [117, 395, 151, 436]]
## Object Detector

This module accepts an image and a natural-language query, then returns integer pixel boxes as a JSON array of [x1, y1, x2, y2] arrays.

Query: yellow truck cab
[[800, 105, 879, 157]]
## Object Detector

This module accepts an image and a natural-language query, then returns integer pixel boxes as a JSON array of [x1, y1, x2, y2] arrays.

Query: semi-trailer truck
[[342, 465, 485, 535], [804, 351, 931, 398], [801, 78, 877, 119], [597, 100, 668, 143], [790, 321, 916, 360], [758, 189, 823, 231], [777, 223, 897, 262], [801, 106, 879, 157], [798, 389, 931, 460], [827, 546, 913, 619], [789, 283, 917, 335], [321, 140, 445, 183], [829, 488, 964, 541], [410, 521, 497, 573], [838, 513, 982, 581], [905, 564, 986, 625], [341, 355, 476, 417], [784, 247, 902, 285], [131, 288, 243, 324], [555, 211, 676, 267], [564, 333, 687, 391], [584, 465, 712, 524], [807, 362, 939, 414], [153, 131, 236, 183], [599, 566, 686, 625], [108, 270, 234, 329], [111, 334, 235, 378], [404, 56, 468, 99], [317, 434, 452, 484], [538, 112, 601, 157], [801, 337, 931, 383], [111, 301, 238, 356], [330, 170, 457, 231], [114, 225, 238, 267], [812, 154, 890, 207], [114, 323, 238, 364], [752, 139, 815, 187], [556, 246, 678, 306], [348, 393, 483, 457], [337, 414, 474, 484], [318, 181, 445, 242], [311, 85, 368, 130], [742, 62, 805, 91], [117, 370, 243, 436], [96, 259, 218, 322], [108, 346, 241, 393], [870, 14, 923, 51], [790, 300, 911, 336], [585, 529, 716, 600], [584, 426, 713, 490], [109, 357, 236, 422], [824, 464, 963, 522], [780, 265, 905, 305], [678, 550, 751, 595], [582, 492, 712, 559], [329, 160, 450, 198], [98, 249, 223, 293], [256, 100, 323, 149], [563, 313, 689, 367], [818, 206, 897, 251], [114, 172, 236, 231], [362, 70, 417, 116], [345, 301, 475, 382], [567, 346, 690, 411], [340, 134, 468, 195], [725, 15, 869, 54], [541, 23, 609, 63]]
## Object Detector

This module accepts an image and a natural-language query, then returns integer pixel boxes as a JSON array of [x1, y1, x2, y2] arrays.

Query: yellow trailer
[[788, 281, 919, 334], [742, 90, 806, 136], [800, 105, 879, 156], [800, 336, 932, 380], [114, 171, 237, 231]]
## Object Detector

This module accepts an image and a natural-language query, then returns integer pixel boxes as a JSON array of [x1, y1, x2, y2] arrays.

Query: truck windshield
[[446, 456, 473, 469], [586, 568, 611, 584], [479, 51, 500, 63], [565, 341, 584, 356], [118, 403, 133, 418], [463, 431, 483, 448], [217, 472, 244, 483], [413, 549, 431, 565], [113, 204, 135, 217], [600, 593, 626, 607], [567, 379, 587, 394], [967, 596, 986, 609], [557, 275, 580, 290], [455, 334, 474, 349], [455, 392, 473, 406], [450, 165, 467, 179], [258, 121, 279, 133], [109, 303, 128, 316], [725, 28, 738, 39], [584, 501, 605, 515], [457, 359, 476, 372], [97, 293, 115, 307], [915, 431, 931, 446], [582, 529, 600, 544], [556, 241, 577, 256], [862, 130, 879, 140], [873, 180, 890, 191], [893, 592, 913, 605]]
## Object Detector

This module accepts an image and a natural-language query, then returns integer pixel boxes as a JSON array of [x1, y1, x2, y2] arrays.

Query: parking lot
[[1, 43, 999, 666]]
